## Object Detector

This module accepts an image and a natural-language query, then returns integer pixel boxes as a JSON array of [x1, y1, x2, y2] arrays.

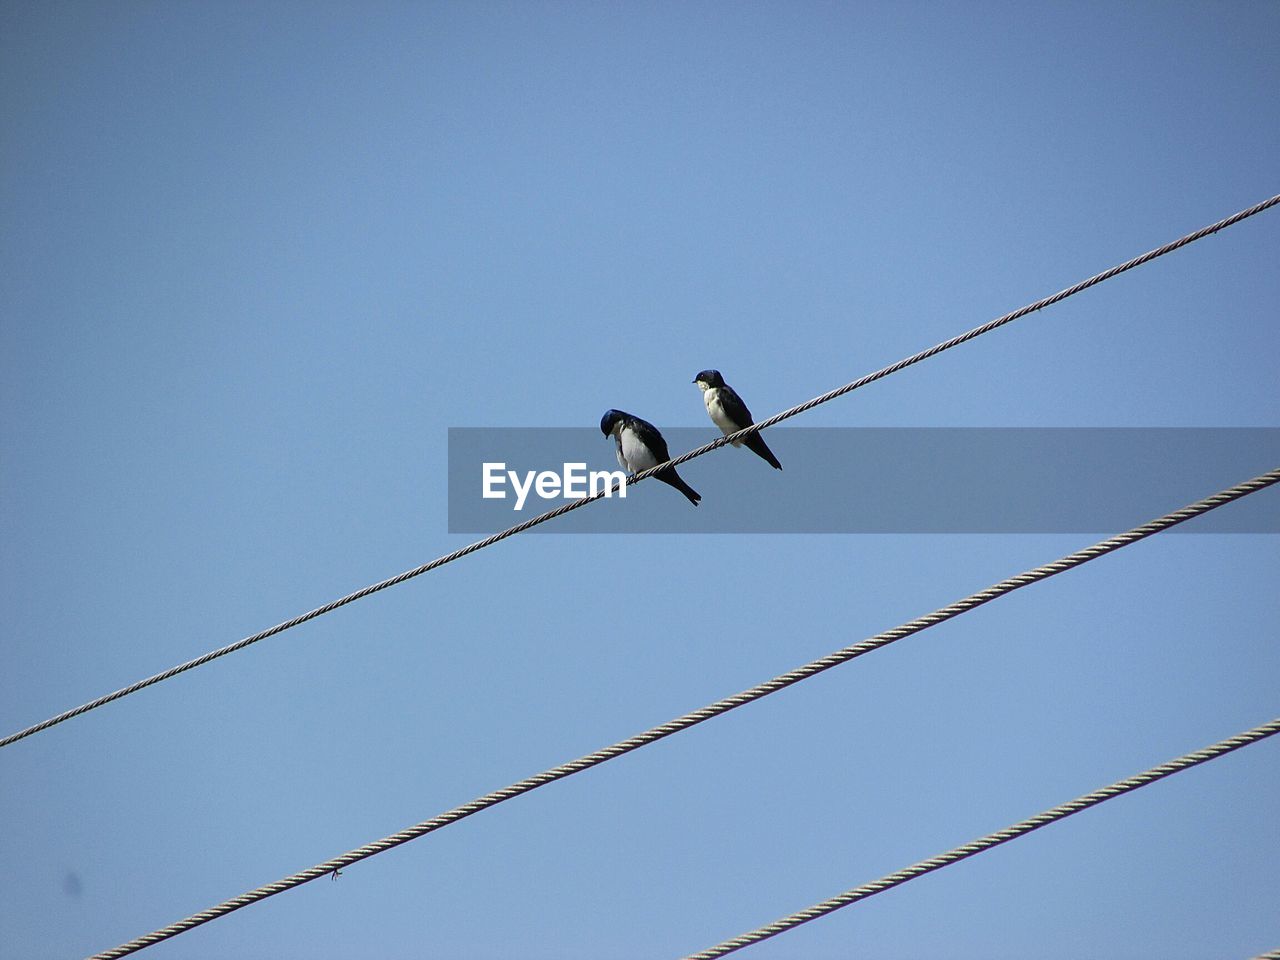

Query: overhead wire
[[679, 717, 1280, 959], [4, 193, 1278, 752], [85, 466, 1280, 958]]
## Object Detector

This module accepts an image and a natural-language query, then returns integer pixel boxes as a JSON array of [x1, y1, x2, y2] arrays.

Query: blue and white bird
[[692, 369, 782, 470], [600, 409, 701, 506]]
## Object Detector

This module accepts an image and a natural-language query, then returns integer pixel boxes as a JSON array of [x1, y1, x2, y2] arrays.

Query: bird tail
[[658, 468, 702, 506], [745, 433, 783, 470]]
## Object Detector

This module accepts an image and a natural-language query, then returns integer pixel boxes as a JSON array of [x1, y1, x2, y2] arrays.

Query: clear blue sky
[[2, 3, 1277, 958]]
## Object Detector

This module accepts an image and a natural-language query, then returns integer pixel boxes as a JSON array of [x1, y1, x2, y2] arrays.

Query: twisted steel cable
[[680, 717, 1280, 959], [86, 466, 1280, 958], [4, 193, 1277, 752]]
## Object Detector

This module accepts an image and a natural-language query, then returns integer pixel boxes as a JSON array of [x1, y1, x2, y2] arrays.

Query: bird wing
[[627, 416, 673, 464], [719, 385, 755, 428]]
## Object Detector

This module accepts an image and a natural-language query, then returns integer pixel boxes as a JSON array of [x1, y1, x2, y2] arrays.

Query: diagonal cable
[[85, 466, 1280, 958], [4, 193, 1277, 752], [680, 717, 1280, 959]]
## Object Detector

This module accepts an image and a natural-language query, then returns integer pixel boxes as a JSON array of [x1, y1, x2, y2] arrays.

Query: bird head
[[600, 409, 627, 437], [693, 369, 725, 391]]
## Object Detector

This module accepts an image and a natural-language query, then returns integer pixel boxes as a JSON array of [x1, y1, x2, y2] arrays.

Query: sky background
[[2, 2, 1278, 958]]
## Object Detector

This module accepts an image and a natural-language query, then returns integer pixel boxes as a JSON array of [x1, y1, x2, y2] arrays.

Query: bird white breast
[[704, 389, 743, 445], [619, 426, 660, 471]]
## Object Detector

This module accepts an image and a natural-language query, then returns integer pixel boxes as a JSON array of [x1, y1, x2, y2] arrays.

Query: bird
[[692, 369, 782, 470], [600, 409, 701, 506]]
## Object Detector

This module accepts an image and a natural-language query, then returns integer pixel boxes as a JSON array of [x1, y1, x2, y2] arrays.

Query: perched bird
[[600, 409, 701, 506], [692, 369, 782, 470]]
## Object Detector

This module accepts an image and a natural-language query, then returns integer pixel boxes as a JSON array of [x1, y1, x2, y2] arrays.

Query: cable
[[656, 194, 1280, 472], [679, 717, 1280, 959], [85, 466, 1279, 958], [4, 194, 1277, 753]]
